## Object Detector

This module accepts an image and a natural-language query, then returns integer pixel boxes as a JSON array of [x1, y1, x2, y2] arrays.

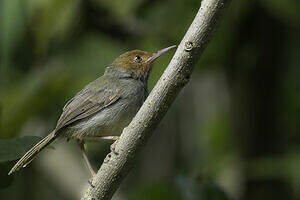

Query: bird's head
[[111, 45, 176, 80]]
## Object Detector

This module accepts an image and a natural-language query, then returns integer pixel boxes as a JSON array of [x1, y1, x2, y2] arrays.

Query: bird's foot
[[110, 137, 119, 155], [88, 178, 95, 188]]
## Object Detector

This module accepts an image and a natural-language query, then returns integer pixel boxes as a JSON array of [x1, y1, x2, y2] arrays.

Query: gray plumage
[[63, 67, 148, 139], [9, 66, 148, 175], [8, 46, 176, 176]]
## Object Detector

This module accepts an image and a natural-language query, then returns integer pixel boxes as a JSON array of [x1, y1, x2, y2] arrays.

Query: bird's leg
[[97, 136, 120, 155], [98, 136, 119, 141], [81, 135, 119, 141], [98, 136, 120, 154], [80, 136, 120, 154], [77, 140, 96, 177]]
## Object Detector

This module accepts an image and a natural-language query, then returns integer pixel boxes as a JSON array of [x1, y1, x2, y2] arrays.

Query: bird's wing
[[55, 81, 121, 131]]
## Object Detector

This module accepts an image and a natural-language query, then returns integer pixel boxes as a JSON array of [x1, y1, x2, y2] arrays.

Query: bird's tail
[[8, 131, 58, 175]]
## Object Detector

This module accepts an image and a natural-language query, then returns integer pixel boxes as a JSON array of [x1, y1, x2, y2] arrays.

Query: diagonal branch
[[81, 0, 231, 199]]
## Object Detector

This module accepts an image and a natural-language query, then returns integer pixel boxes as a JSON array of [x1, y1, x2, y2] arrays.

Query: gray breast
[[67, 79, 147, 140]]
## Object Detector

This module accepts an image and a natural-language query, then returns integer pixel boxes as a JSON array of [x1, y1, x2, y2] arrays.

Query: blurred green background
[[1, 0, 300, 199]]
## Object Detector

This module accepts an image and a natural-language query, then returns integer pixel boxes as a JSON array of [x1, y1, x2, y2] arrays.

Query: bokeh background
[[1, 0, 300, 199]]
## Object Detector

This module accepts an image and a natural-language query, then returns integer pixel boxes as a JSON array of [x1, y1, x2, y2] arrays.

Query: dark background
[[1, 0, 300, 199]]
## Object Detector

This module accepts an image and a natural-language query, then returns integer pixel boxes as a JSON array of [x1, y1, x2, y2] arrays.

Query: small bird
[[8, 45, 176, 176]]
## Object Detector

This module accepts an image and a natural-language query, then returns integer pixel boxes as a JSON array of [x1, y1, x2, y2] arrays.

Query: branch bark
[[81, 0, 231, 199]]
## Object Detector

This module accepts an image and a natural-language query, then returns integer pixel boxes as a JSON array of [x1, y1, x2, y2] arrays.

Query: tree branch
[[81, 0, 231, 199]]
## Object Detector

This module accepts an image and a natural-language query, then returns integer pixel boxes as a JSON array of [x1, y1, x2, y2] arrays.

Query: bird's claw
[[88, 178, 95, 188], [110, 140, 119, 155]]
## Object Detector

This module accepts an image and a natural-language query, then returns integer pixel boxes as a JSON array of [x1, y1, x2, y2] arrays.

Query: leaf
[[0, 136, 44, 162]]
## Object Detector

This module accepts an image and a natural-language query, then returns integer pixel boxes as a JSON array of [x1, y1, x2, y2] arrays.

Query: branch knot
[[184, 41, 194, 51]]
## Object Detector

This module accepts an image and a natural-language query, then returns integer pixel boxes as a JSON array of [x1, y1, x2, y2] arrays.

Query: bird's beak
[[146, 45, 177, 64]]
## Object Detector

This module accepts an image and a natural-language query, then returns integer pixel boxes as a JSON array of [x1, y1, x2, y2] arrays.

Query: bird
[[8, 45, 176, 177]]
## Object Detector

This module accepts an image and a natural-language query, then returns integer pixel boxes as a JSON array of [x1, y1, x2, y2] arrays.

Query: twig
[[81, 0, 231, 199]]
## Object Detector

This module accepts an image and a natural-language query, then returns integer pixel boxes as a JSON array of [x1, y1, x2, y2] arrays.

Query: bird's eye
[[134, 55, 142, 62]]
